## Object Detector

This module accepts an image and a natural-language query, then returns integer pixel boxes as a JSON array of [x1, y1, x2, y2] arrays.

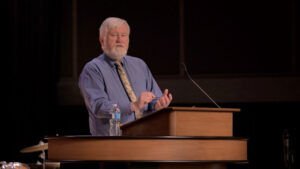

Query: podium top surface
[[164, 107, 241, 112], [45, 135, 247, 140]]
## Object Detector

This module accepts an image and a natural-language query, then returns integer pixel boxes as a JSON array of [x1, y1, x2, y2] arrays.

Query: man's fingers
[[140, 92, 155, 104], [164, 89, 168, 96], [161, 93, 172, 107], [139, 91, 172, 111], [151, 93, 156, 99], [144, 92, 155, 99], [160, 95, 169, 107], [168, 93, 173, 101], [155, 90, 173, 111], [156, 100, 161, 108], [158, 98, 166, 107]]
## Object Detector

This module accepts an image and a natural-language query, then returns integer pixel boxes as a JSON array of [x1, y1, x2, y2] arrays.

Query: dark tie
[[115, 61, 142, 119]]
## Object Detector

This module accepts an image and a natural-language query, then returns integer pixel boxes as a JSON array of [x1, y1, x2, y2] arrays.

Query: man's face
[[100, 24, 130, 60]]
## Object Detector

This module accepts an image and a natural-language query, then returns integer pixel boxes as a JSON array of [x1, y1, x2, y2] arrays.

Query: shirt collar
[[103, 53, 125, 68]]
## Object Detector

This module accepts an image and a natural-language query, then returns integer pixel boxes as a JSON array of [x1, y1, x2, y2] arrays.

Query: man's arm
[[78, 65, 122, 118], [142, 61, 172, 112]]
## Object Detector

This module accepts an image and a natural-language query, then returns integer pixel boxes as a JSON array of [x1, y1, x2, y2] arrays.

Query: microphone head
[[181, 62, 188, 72]]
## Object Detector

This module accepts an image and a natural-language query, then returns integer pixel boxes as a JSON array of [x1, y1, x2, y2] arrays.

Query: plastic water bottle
[[109, 104, 121, 136]]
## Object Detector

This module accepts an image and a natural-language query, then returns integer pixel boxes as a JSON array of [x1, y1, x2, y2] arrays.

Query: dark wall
[[3, 0, 61, 163], [61, 0, 299, 76], [185, 1, 294, 74], [75, 0, 180, 76], [4, 0, 299, 169]]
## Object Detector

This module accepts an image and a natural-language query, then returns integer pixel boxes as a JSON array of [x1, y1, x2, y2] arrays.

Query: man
[[78, 17, 172, 136]]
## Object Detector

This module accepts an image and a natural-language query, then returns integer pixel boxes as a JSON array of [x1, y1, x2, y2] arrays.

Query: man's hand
[[155, 89, 173, 111], [131, 92, 155, 111]]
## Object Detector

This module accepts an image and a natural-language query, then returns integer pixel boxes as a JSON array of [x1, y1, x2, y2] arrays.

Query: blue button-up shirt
[[78, 54, 162, 136]]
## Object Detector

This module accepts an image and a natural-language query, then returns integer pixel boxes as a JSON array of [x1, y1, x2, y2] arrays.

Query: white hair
[[99, 17, 130, 38]]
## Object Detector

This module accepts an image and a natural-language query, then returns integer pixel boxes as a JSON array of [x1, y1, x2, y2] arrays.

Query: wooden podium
[[122, 107, 240, 136], [46, 107, 248, 169]]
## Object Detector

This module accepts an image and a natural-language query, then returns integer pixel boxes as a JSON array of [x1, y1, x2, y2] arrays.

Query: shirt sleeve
[[78, 63, 131, 119], [144, 63, 162, 112]]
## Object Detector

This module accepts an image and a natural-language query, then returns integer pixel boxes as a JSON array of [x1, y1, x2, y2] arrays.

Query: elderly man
[[79, 17, 172, 136]]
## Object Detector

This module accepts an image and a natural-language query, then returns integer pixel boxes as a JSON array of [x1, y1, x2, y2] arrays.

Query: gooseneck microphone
[[181, 63, 221, 108]]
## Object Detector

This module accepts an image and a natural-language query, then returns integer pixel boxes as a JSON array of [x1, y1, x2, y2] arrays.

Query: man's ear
[[99, 37, 104, 46]]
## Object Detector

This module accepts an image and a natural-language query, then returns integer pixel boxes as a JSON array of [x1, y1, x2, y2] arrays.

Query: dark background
[[3, 0, 299, 169]]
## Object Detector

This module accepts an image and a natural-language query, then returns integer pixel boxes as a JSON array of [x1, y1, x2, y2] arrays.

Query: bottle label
[[111, 113, 115, 119], [115, 113, 120, 119]]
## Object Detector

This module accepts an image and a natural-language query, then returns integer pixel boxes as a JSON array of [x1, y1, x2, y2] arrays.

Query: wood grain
[[48, 137, 247, 162], [122, 107, 235, 136]]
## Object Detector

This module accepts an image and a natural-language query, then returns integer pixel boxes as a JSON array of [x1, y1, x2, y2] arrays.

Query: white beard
[[104, 45, 128, 61]]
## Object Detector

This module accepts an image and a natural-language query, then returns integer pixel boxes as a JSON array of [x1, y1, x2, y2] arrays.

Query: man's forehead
[[108, 24, 129, 32]]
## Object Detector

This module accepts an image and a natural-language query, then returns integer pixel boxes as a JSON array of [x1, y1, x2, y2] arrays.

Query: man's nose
[[116, 35, 121, 42]]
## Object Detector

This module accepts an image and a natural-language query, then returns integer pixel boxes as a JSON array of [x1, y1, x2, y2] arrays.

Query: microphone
[[283, 130, 294, 169], [181, 63, 221, 108], [283, 130, 290, 168]]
